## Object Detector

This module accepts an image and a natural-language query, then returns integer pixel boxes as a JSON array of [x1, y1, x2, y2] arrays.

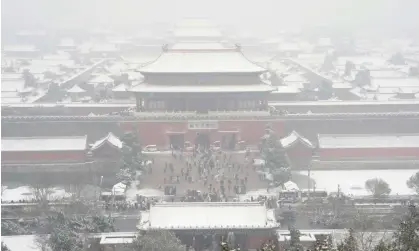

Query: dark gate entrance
[[169, 133, 185, 150], [195, 132, 211, 150]]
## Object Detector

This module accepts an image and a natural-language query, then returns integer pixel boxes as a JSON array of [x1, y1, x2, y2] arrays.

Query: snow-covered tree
[[365, 178, 391, 198], [388, 52, 406, 65], [373, 240, 393, 251], [1, 242, 10, 251], [131, 230, 185, 251], [392, 204, 419, 251], [121, 131, 143, 171], [407, 171, 419, 195], [38, 211, 115, 251], [1, 221, 30, 236], [286, 228, 304, 251], [116, 168, 134, 185], [337, 228, 358, 251], [260, 126, 291, 185]]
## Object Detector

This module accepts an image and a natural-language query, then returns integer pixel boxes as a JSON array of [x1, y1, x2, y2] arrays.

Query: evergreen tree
[[365, 178, 391, 198], [407, 171, 419, 195], [392, 204, 419, 251], [1, 220, 30, 236], [121, 131, 143, 171], [1, 242, 10, 251], [287, 228, 304, 251], [131, 230, 185, 251], [260, 126, 291, 185], [312, 235, 333, 251], [39, 211, 115, 251]]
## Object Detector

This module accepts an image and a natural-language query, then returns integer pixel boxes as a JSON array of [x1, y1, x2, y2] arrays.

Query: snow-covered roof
[[1, 79, 25, 92], [280, 131, 314, 148], [100, 236, 134, 245], [146, 202, 277, 230], [318, 134, 419, 149], [112, 83, 130, 92], [67, 84, 86, 93], [126, 71, 144, 81], [272, 86, 301, 94], [30, 59, 75, 68], [1, 73, 23, 80], [173, 27, 222, 38], [90, 44, 118, 52], [3, 45, 38, 52], [139, 51, 266, 73], [283, 73, 308, 83], [19, 87, 35, 93], [130, 83, 275, 93], [278, 43, 301, 52], [170, 42, 232, 51], [2, 136, 88, 152], [106, 62, 129, 74], [91, 132, 123, 151], [59, 38, 76, 47], [175, 18, 217, 28], [89, 74, 114, 84]]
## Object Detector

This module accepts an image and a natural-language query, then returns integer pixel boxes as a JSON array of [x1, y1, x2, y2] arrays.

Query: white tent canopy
[[284, 181, 299, 191], [112, 182, 127, 196]]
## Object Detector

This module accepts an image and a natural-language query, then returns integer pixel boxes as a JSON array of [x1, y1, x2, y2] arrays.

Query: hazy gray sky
[[2, 0, 418, 35]]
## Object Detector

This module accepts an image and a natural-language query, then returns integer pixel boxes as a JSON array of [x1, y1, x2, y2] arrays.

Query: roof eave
[[139, 70, 267, 75]]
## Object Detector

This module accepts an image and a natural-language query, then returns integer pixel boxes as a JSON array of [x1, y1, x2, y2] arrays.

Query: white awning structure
[[112, 182, 127, 196], [284, 181, 299, 191]]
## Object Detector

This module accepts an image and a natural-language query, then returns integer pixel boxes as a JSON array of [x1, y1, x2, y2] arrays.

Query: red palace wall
[[2, 151, 87, 163], [246, 232, 276, 249], [285, 144, 314, 169], [119, 120, 284, 148], [318, 147, 419, 159]]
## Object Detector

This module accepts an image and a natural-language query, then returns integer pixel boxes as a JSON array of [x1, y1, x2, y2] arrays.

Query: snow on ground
[[1, 235, 41, 251], [297, 169, 419, 196], [125, 180, 164, 202], [1, 186, 71, 202]]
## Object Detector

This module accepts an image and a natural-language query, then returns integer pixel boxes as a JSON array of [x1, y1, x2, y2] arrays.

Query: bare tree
[[31, 184, 54, 203], [355, 231, 391, 251]]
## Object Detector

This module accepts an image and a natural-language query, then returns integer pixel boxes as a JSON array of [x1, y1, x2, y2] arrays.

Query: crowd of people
[[157, 147, 257, 200]]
